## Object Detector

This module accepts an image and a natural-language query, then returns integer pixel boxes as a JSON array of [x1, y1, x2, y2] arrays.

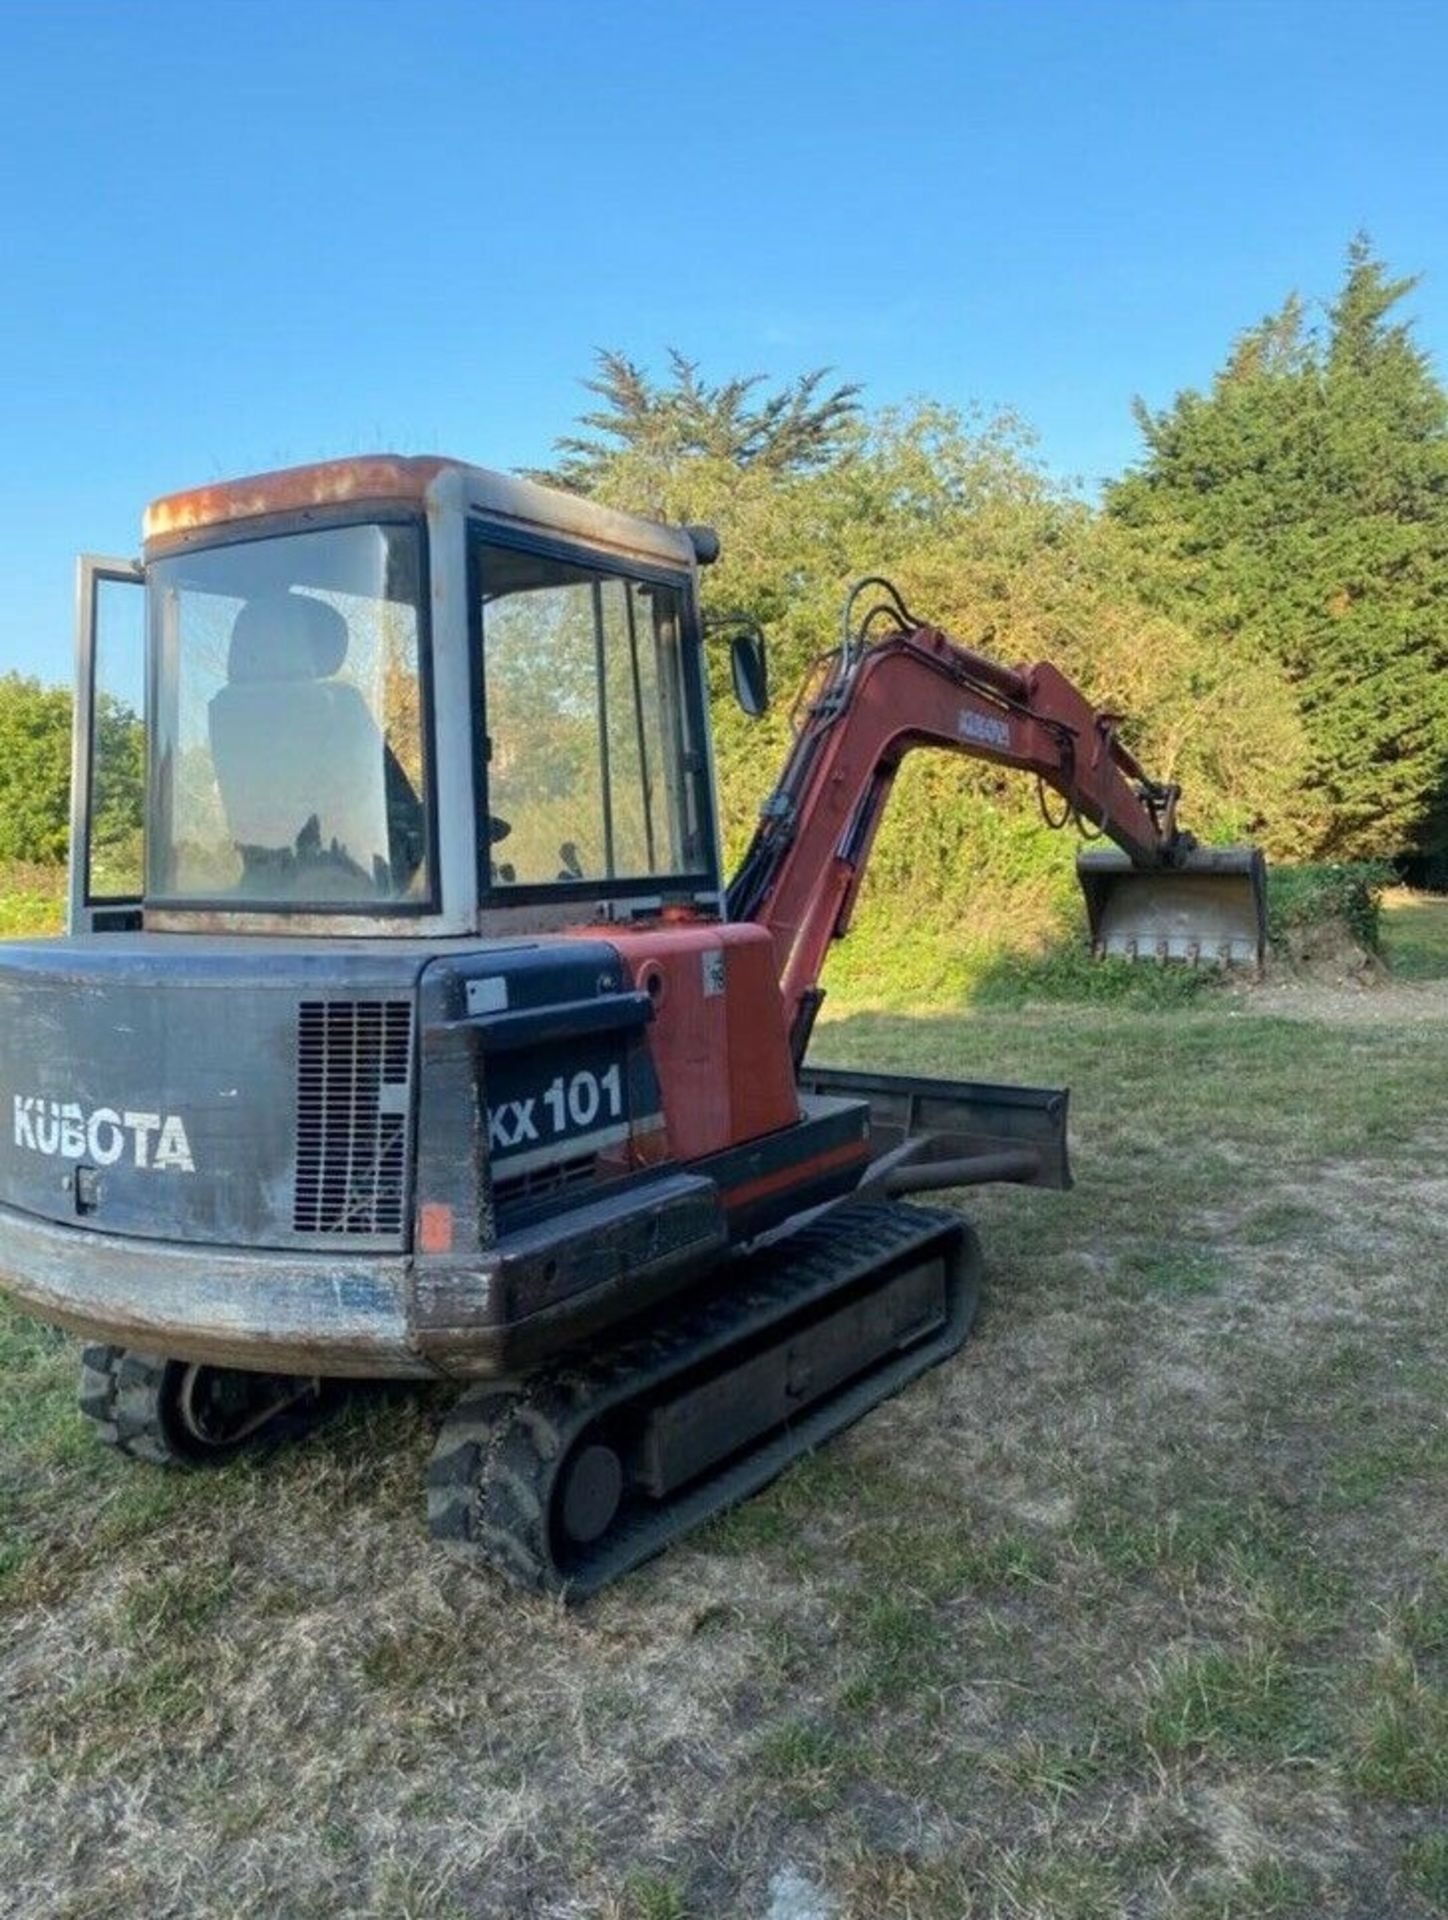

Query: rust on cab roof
[[142, 454, 454, 542]]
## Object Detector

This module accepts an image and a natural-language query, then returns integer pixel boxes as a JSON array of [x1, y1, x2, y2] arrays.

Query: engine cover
[[0, 935, 430, 1252], [0, 933, 664, 1258]]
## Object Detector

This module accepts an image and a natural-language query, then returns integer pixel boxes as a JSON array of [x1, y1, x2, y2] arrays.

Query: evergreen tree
[[539, 349, 862, 500], [1108, 239, 1448, 861]]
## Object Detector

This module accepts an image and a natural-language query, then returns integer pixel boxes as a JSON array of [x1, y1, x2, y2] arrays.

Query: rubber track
[[427, 1200, 981, 1596], [78, 1345, 185, 1465], [77, 1345, 331, 1467]]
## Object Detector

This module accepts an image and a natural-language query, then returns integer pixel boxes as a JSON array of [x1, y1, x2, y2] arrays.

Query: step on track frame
[[427, 1200, 981, 1595]]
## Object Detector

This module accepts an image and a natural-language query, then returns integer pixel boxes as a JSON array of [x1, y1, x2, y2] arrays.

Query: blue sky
[[2, 0, 1444, 682]]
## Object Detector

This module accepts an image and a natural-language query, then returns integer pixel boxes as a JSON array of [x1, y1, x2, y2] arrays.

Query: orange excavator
[[0, 458, 1264, 1592]]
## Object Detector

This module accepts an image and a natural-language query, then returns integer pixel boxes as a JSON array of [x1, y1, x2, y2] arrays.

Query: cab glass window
[[88, 576, 146, 901], [147, 522, 429, 907], [477, 542, 707, 888]]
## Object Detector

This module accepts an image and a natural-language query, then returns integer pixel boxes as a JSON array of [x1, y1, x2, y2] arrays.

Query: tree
[[0, 675, 142, 877], [1108, 239, 1448, 862], [539, 365, 1305, 969], [538, 349, 862, 501], [89, 691, 145, 893], [0, 674, 73, 865]]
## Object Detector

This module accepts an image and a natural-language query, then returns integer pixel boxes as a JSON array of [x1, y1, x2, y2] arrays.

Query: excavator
[[0, 457, 1265, 1593]]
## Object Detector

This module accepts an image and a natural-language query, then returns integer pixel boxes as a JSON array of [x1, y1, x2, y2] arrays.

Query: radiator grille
[[294, 1000, 413, 1236]]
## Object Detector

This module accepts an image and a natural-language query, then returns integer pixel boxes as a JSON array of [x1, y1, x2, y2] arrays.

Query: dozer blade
[[1077, 845, 1267, 969]]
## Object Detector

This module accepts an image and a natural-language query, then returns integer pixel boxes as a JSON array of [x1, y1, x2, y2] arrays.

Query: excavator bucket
[[1077, 846, 1268, 969]]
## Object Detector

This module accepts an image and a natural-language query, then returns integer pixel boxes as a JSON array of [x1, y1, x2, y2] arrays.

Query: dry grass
[[2, 899, 1447, 1917]]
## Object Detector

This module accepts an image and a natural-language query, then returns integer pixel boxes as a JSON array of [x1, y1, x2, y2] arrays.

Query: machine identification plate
[[957, 707, 1012, 751]]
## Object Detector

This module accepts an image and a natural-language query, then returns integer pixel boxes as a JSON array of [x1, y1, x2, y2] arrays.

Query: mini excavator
[[0, 458, 1265, 1592]]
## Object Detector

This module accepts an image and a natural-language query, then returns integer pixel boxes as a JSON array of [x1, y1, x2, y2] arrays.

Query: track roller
[[427, 1200, 981, 1596], [78, 1345, 329, 1466]]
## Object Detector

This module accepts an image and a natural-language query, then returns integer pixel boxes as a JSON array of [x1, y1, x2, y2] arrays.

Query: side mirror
[[729, 630, 769, 718]]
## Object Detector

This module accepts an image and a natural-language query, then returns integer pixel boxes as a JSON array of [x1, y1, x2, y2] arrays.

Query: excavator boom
[[730, 592, 1266, 1041]]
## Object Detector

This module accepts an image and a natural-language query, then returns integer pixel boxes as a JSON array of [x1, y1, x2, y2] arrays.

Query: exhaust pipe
[[1077, 846, 1267, 969]]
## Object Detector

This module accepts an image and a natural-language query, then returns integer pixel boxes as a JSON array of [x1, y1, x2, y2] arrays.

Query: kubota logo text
[[12, 1097, 196, 1172]]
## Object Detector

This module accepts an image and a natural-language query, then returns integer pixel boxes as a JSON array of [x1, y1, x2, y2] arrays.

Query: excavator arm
[[728, 590, 1265, 1048]]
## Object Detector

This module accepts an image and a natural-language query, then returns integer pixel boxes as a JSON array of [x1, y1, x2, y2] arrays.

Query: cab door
[[69, 556, 145, 934]]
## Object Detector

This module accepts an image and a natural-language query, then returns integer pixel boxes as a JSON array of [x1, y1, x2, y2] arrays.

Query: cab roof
[[141, 454, 698, 571]]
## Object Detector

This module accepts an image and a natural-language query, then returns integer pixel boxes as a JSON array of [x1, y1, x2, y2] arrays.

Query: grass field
[[0, 861, 65, 937], [1, 896, 1446, 1917], [1379, 887, 1448, 980]]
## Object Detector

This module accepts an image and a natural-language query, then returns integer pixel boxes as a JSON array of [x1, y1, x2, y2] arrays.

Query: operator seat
[[208, 591, 392, 891]]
